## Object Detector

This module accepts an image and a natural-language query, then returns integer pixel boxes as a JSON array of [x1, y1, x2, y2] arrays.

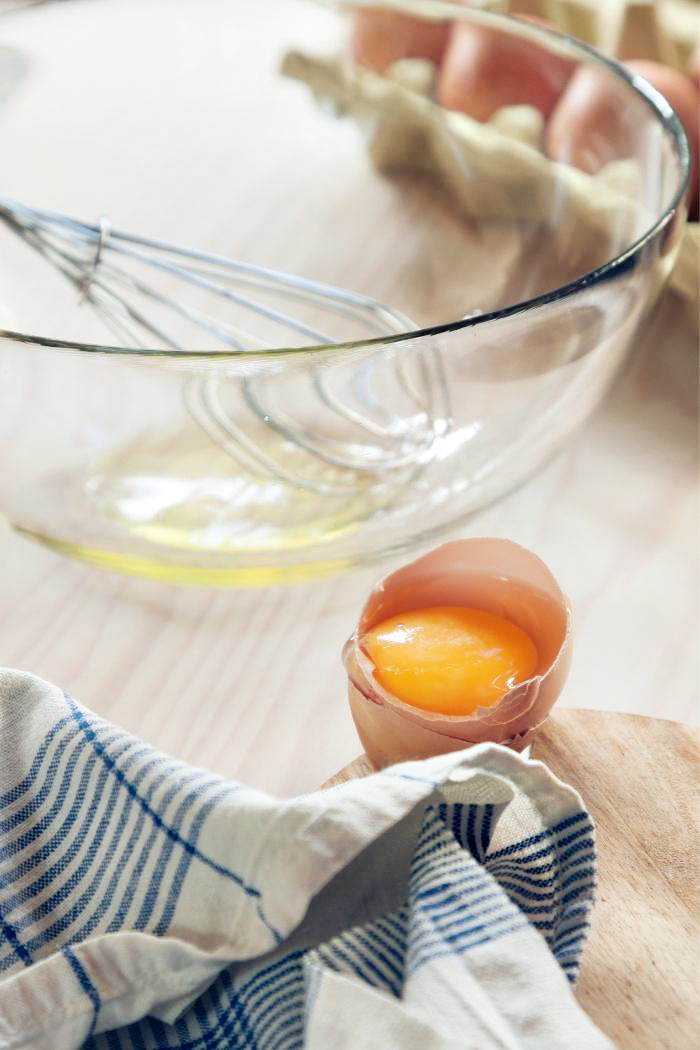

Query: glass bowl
[[0, 0, 689, 585]]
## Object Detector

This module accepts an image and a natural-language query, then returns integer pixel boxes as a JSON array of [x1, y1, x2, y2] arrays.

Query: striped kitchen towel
[[0, 669, 614, 1049]]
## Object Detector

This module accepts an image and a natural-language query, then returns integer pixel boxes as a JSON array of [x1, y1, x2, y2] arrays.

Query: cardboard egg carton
[[508, 0, 698, 70], [349, 0, 698, 67], [498, 0, 698, 320], [343, 0, 698, 321]]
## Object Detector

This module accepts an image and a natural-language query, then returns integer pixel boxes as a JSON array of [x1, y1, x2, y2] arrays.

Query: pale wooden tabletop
[[0, 0, 698, 798], [2, 273, 697, 796], [325, 709, 700, 1050]]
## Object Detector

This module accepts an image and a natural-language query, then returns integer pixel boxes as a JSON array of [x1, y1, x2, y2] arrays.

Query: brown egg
[[688, 46, 699, 90], [625, 61, 699, 213], [350, 7, 451, 74], [544, 64, 638, 173], [546, 61, 698, 212], [343, 539, 572, 769], [437, 13, 575, 121]]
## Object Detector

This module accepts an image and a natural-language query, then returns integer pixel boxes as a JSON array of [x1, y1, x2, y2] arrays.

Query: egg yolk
[[363, 606, 538, 716]]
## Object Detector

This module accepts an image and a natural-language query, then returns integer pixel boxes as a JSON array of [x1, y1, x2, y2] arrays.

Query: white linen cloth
[[0, 669, 614, 1049]]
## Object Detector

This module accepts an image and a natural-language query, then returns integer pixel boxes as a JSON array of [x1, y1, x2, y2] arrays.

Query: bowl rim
[[0, 6, 690, 360]]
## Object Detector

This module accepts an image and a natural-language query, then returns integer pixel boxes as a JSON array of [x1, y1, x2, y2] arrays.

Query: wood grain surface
[[0, 0, 697, 803], [0, 282, 696, 797], [325, 708, 700, 1050], [0, 5, 698, 1041]]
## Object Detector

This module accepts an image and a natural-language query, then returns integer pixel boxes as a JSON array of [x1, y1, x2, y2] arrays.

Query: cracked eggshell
[[343, 538, 572, 768]]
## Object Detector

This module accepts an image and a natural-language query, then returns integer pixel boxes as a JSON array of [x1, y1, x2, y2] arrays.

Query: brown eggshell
[[350, 7, 451, 74], [625, 61, 699, 215], [437, 15, 575, 121], [546, 60, 698, 213], [346, 670, 539, 768], [688, 46, 699, 91], [343, 539, 572, 768], [544, 64, 639, 173]]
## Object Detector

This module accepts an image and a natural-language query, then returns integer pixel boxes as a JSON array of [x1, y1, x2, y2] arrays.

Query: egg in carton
[[285, 0, 697, 326], [525, 0, 698, 321], [513, 0, 698, 70], [284, 48, 647, 281]]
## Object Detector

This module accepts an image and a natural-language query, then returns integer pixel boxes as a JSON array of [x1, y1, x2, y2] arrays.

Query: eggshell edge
[[344, 538, 572, 763], [348, 677, 540, 768]]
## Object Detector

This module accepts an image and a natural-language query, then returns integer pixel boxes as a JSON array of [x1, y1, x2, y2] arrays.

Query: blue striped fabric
[[80, 803, 595, 1048], [0, 673, 599, 1049], [0, 694, 272, 984]]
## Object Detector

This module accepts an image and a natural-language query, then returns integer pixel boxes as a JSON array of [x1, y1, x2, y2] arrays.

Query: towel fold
[[0, 669, 613, 1049]]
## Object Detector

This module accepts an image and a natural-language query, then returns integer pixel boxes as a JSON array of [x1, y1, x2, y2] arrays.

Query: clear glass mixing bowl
[[0, 0, 689, 584]]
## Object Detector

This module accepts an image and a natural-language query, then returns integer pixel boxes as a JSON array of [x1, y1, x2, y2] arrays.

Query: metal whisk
[[0, 196, 450, 495]]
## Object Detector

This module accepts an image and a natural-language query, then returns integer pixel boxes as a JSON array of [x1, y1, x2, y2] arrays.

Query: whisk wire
[[0, 196, 450, 494]]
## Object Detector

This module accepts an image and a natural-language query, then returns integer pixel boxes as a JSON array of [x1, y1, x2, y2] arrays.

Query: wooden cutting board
[[324, 709, 699, 1049]]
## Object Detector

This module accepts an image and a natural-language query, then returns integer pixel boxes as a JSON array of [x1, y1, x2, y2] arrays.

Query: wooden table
[[0, 6, 698, 1048], [1, 270, 696, 796], [326, 709, 700, 1050], [0, 0, 698, 799]]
